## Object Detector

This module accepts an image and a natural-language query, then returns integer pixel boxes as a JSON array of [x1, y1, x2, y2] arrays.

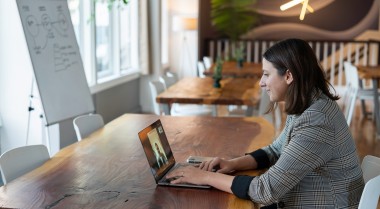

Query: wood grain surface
[[204, 61, 262, 78], [0, 114, 274, 209], [356, 65, 380, 80], [156, 77, 261, 106]]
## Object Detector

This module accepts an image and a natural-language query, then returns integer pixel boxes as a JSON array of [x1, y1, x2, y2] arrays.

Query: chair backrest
[[0, 144, 50, 184], [203, 56, 213, 69], [197, 61, 206, 78], [342, 62, 359, 125], [149, 80, 166, 115], [73, 114, 104, 141], [361, 155, 380, 183], [258, 91, 282, 131], [160, 72, 178, 88], [358, 175, 380, 209], [344, 62, 360, 88]]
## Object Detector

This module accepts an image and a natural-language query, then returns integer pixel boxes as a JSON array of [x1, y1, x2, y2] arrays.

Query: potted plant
[[213, 56, 223, 88], [211, 0, 258, 63], [234, 43, 245, 68]]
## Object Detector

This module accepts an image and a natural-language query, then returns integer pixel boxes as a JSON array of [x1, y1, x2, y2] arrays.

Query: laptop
[[138, 119, 211, 189]]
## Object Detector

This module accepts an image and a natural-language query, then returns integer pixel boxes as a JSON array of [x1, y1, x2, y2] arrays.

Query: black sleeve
[[247, 149, 270, 169], [231, 175, 255, 199]]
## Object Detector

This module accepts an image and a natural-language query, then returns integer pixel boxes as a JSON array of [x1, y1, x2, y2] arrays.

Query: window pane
[[95, 2, 112, 77], [68, 0, 80, 46], [120, 5, 132, 70], [161, 0, 168, 65]]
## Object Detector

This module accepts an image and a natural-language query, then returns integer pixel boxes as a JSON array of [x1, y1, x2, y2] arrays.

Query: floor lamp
[[172, 16, 197, 77]]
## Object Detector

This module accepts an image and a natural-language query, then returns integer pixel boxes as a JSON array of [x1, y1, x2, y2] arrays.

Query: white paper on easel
[[16, 0, 94, 126]]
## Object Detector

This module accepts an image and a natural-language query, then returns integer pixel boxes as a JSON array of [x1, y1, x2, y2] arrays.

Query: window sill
[[89, 72, 140, 94]]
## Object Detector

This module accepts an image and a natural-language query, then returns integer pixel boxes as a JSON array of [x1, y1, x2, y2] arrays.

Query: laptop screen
[[138, 119, 175, 181]]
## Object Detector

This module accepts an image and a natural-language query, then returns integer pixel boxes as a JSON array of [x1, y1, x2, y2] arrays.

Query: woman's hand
[[199, 157, 235, 174], [166, 165, 211, 185], [166, 164, 235, 193]]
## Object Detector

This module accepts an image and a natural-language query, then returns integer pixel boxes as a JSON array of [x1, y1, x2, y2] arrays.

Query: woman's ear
[[285, 70, 293, 85]]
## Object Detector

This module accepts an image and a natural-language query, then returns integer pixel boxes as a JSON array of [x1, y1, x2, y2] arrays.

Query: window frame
[[68, 0, 140, 94]]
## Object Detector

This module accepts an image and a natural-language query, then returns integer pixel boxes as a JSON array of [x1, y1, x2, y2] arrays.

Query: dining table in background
[[204, 61, 263, 78], [0, 114, 274, 209], [156, 77, 261, 116], [356, 65, 380, 138]]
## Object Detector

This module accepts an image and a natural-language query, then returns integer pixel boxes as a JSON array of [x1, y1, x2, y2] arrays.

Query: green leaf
[[211, 0, 258, 41]]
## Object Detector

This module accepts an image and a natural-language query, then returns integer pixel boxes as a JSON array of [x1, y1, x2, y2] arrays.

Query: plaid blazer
[[233, 92, 364, 208]]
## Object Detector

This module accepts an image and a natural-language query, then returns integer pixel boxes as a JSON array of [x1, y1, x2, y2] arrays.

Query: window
[[95, 2, 112, 78], [68, 0, 80, 44], [68, 0, 139, 91], [120, 0, 138, 74], [161, 0, 169, 68]]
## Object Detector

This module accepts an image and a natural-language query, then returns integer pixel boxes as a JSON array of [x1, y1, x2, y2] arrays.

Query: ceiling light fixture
[[280, 0, 314, 20]]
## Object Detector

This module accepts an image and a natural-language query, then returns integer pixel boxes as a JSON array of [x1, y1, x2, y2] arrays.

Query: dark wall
[[199, 0, 379, 59]]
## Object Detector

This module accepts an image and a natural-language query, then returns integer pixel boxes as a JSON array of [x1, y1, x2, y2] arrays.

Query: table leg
[[212, 105, 218, 116], [358, 79, 369, 118], [246, 106, 254, 116], [160, 104, 171, 115], [373, 78, 380, 138]]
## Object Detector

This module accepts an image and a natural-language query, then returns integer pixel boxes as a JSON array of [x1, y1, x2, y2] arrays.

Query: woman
[[167, 38, 364, 208]]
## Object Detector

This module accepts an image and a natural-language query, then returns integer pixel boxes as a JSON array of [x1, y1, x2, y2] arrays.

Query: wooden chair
[[73, 114, 104, 141], [0, 144, 50, 184]]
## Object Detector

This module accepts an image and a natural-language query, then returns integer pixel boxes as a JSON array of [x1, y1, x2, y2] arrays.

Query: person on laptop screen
[[146, 127, 170, 172], [154, 142, 168, 168], [167, 38, 364, 208]]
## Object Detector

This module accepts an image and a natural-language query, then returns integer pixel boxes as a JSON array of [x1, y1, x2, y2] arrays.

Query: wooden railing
[[203, 39, 380, 88]]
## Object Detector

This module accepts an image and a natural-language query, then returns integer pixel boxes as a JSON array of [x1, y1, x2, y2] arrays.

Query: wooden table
[[0, 114, 274, 209], [204, 61, 262, 78], [356, 65, 380, 138], [156, 77, 261, 116]]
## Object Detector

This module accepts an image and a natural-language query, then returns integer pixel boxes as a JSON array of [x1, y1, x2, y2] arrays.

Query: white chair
[[344, 62, 380, 120], [0, 144, 50, 184], [149, 81, 167, 115], [227, 90, 282, 131], [361, 155, 380, 183], [341, 62, 359, 125], [203, 56, 213, 69], [73, 114, 104, 141], [197, 61, 206, 78], [358, 175, 380, 209], [258, 91, 282, 131], [160, 71, 178, 88], [149, 80, 213, 116]]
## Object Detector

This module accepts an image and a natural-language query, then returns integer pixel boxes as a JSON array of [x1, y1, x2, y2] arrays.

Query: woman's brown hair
[[263, 38, 339, 115]]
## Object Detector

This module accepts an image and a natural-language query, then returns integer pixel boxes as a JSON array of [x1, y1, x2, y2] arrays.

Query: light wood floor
[[348, 103, 380, 161]]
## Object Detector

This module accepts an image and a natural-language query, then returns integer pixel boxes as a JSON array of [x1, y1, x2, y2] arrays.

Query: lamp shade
[[172, 16, 197, 31]]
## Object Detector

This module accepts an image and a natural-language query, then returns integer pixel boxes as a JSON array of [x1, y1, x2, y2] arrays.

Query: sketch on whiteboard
[[53, 43, 79, 72], [23, 10, 77, 72], [23, 8, 69, 55]]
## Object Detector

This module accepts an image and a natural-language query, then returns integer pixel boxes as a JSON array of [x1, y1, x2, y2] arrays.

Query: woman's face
[[259, 58, 293, 102]]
